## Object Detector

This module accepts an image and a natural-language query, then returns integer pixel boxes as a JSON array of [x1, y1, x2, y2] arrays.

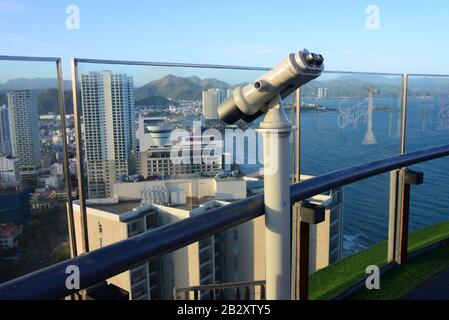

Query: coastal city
[[1, 2, 449, 306], [0, 69, 346, 301]]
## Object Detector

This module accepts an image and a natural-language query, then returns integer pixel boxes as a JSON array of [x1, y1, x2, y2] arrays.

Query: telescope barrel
[[218, 49, 324, 124]]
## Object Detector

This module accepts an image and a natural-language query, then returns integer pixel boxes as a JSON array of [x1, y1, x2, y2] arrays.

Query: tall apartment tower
[[80, 71, 136, 199], [317, 87, 328, 99], [7, 91, 40, 173], [0, 105, 12, 155], [202, 88, 222, 125]]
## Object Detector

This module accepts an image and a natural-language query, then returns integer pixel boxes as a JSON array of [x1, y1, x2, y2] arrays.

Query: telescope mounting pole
[[257, 94, 294, 300]]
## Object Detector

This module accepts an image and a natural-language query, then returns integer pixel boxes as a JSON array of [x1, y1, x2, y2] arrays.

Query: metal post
[[245, 286, 250, 300], [297, 220, 310, 300], [296, 89, 301, 183], [398, 179, 411, 265], [388, 169, 423, 265], [292, 89, 304, 300], [235, 287, 240, 300], [388, 73, 409, 264], [292, 203, 309, 300], [400, 73, 408, 154], [291, 94, 295, 183], [56, 59, 77, 259], [257, 95, 294, 300], [387, 169, 401, 263], [71, 59, 89, 253]]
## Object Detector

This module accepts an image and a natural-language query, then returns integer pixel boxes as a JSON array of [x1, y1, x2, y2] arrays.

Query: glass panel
[[300, 73, 403, 257], [71, 60, 415, 299], [0, 59, 72, 283], [72, 61, 272, 299], [407, 75, 449, 250], [299, 73, 403, 299]]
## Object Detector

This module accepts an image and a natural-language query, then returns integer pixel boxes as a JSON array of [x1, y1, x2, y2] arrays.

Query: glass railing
[[299, 72, 403, 259], [71, 59, 272, 298], [69, 59, 413, 300], [2, 55, 449, 300], [406, 74, 449, 244], [0, 57, 74, 284]]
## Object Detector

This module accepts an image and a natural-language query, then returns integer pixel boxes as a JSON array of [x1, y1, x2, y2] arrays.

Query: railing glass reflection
[[299, 73, 403, 259]]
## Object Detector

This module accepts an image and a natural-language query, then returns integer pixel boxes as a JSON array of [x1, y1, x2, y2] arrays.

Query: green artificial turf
[[309, 221, 449, 300], [352, 245, 449, 300]]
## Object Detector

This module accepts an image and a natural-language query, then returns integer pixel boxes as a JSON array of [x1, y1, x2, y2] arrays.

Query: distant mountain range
[[135, 74, 230, 102], [0, 78, 72, 91], [0, 73, 448, 115], [0, 78, 74, 115], [0, 89, 73, 115]]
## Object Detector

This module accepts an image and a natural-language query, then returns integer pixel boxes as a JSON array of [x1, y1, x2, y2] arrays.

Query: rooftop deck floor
[[310, 221, 449, 300], [403, 268, 449, 300]]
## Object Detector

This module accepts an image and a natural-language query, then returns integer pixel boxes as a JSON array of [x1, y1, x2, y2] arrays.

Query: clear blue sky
[[1, 0, 449, 77]]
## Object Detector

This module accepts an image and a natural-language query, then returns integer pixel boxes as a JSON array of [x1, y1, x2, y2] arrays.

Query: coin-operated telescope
[[218, 49, 324, 300], [218, 49, 324, 124]]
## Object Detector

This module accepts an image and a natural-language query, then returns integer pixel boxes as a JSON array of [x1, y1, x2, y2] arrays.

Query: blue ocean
[[297, 97, 449, 256]]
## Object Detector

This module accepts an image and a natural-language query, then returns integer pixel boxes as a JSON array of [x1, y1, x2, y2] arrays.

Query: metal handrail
[[1, 144, 449, 300], [73, 57, 406, 76]]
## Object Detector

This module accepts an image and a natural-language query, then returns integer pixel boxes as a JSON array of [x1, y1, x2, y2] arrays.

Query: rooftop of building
[[87, 199, 142, 216], [115, 175, 244, 185], [82, 196, 216, 220], [0, 154, 17, 160], [0, 224, 22, 239]]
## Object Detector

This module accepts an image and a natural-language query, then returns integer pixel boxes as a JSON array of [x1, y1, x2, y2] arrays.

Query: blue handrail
[[1, 144, 449, 300]]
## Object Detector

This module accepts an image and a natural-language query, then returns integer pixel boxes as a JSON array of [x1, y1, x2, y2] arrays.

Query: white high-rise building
[[80, 71, 136, 199], [7, 90, 40, 174], [202, 88, 222, 124], [226, 88, 234, 99], [317, 87, 328, 99]]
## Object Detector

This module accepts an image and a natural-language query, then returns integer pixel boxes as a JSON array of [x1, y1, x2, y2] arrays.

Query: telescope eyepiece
[[305, 52, 324, 67], [315, 54, 324, 66]]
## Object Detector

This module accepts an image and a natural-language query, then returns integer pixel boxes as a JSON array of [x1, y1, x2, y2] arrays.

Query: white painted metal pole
[[258, 95, 294, 300]]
